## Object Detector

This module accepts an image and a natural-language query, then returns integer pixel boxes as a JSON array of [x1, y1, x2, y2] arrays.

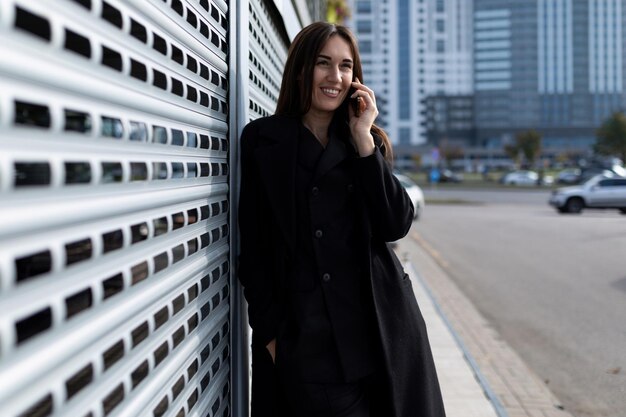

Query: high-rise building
[[474, 0, 626, 155], [347, 0, 473, 149]]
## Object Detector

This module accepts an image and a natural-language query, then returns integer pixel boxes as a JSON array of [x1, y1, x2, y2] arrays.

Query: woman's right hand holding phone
[[348, 78, 378, 157]]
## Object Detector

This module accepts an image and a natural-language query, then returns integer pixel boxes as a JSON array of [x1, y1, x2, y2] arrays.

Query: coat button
[[311, 186, 319, 196], [322, 273, 331, 282], [314, 229, 323, 238]]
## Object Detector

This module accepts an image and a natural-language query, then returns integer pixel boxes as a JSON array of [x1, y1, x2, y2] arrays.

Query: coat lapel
[[253, 116, 299, 254], [313, 128, 349, 181]]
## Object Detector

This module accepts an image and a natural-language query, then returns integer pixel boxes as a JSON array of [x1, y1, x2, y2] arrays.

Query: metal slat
[[0, 0, 231, 416], [0, 182, 228, 244]]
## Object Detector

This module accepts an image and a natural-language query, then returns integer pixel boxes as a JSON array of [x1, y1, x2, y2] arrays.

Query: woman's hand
[[266, 339, 276, 364], [348, 78, 378, 157]]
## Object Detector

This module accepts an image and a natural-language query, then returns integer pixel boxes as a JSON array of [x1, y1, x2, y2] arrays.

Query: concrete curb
[[405, 261, 509, 417]]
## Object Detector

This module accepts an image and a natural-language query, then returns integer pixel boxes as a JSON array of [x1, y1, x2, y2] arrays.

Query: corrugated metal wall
[[0, 0, 232, 416], [0, 0, 300, 415]]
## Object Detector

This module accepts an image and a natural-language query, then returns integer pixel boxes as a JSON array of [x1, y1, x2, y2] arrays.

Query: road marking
[[410, 230, 450, 269]]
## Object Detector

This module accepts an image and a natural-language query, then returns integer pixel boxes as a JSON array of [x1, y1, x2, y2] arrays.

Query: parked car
[[579, 166, 626, 183], [439, 169, 464, 183], [549, 174, 626, 214], [500, 170, 536, 185], [499, 170, 532, 185], [556, 168, 582, 184], [500, 170, 553, 186], [394, 172, 424, 220]]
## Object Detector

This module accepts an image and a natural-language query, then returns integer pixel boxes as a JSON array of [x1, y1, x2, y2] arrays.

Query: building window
[[436, 19, 445, 32], [359, 40, 372, 54], [436, 0, 444, 12], [356, 20, 372, 34], [399, 127, 412, 144], [436, 40, 445, 53], [356, 1, 372, 13]]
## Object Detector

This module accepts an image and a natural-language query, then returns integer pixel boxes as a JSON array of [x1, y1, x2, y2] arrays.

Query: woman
[[238, 22, 445, 417]]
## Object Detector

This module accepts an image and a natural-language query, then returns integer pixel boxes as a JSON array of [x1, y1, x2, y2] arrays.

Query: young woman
[[238, 22, 445, 417]]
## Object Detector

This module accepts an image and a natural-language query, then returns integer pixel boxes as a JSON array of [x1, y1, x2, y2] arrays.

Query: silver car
[[549, 175, 626, 214], [394, 172, 425, 220]]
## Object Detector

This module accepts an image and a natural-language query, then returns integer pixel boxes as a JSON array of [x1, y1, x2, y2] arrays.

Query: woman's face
[[308, 35, 354, 115]]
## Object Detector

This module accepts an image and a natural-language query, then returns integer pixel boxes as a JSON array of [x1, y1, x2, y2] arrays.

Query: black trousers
[[281, 373, 385, 417]]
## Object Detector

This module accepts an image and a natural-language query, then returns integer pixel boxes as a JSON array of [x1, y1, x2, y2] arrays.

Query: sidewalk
[[397, 232, 575, 417]]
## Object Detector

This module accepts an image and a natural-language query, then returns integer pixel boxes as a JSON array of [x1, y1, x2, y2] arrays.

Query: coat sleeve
[[237, 122, 280, 348], [353, 146, 414, 242]]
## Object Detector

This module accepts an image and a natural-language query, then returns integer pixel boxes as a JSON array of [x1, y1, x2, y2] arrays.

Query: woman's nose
[[327, 66, 342, 82]]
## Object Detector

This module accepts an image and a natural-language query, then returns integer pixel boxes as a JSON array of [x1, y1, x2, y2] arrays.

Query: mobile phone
[[351, 96, 362, 117]]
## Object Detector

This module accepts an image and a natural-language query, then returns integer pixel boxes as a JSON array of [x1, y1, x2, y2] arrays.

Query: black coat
[[238, 115, 446, 417]]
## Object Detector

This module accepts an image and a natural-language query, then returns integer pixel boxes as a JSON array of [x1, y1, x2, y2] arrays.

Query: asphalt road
[[414, 188, 626, 417]]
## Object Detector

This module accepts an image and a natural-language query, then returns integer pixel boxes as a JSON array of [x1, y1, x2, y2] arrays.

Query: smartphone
[[351, 96, 362, 117]]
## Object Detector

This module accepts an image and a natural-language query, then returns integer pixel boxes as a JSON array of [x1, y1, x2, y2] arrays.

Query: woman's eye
[[316, 60, 329, 66]]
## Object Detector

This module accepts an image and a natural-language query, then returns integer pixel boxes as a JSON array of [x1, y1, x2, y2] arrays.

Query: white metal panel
[[247, 0, 289, 121], [0, 0, 231, 416]]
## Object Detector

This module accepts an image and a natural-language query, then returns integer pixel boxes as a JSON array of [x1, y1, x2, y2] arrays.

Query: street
[[412, 188, 626, 417]]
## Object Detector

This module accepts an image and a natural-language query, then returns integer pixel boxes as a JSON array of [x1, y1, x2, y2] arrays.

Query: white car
[[501, 170, 553, 186], [556, 168, 581, 184], [549, 175, 626, 214], [501, 170, 538, 185], [394, 172, 424, 220]]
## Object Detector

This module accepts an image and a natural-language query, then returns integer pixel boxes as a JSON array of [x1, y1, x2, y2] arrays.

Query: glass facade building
[[474, 0, 626, 153], [347, 0, 473, 146]]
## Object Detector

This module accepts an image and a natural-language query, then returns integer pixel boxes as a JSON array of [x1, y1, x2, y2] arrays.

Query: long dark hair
[[275, 22, 393, 162]]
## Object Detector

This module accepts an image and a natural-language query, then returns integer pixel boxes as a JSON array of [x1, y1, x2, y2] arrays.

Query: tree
[[411, 153, 422, 170], [555, 150, 578, 167], [440, 144, 464, 166], [326, 0, 351, 24], [504, 143, 520, 166], [595, 112, 626, 163], [515, 130, 542, 167]]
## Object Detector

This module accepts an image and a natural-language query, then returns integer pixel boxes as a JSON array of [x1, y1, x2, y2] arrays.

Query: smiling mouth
[[321, 88, 340, 97]]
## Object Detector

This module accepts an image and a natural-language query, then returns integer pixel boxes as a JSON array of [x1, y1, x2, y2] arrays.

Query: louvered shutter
[[0, 1, 232, 416]]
